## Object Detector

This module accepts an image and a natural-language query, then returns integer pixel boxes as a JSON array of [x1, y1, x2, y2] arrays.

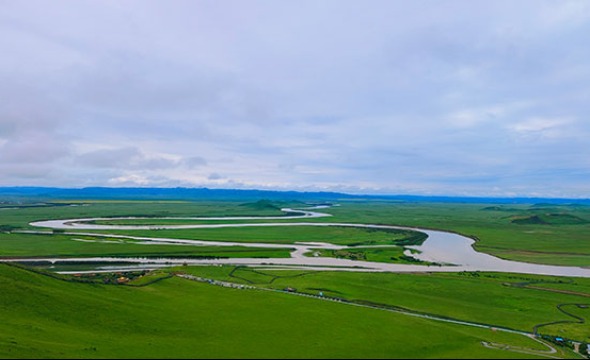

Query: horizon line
[[0, 185, 589, 201]]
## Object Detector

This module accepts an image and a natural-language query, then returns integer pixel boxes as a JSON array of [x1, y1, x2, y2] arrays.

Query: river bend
[[20, 206, 590, 277]]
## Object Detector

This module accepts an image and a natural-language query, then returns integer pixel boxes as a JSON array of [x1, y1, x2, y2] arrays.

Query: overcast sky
[[1, 0, 589, 197]]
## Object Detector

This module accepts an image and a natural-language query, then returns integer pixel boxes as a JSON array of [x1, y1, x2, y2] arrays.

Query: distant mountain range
[[0, 186, 589, 205]]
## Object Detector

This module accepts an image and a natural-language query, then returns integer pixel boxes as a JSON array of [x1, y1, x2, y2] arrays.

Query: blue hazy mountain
[[0, 186, 588, 205]]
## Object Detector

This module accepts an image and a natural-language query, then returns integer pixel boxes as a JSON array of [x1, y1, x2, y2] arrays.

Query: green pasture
[[89, 225, 423, 246], [0, 232, 290, 259], [316, 201, 590, 267], [0, 200, 289, 229], [308, 246, 435, 265], [1, 197, 590, 358], [176, 265, 590, 343], [82, 200, 590, 267], [1, 199, 589, 267], [1, 199, 589, 266], [0, 264, 571, 359]]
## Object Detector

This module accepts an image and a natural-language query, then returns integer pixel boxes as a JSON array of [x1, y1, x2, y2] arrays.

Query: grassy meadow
[[317, 201, 590, 267], [0, 232, 291, 259], [3, 199, 589, 267], [0, 197, 589, 358], [172, 266, 590, 341], [0, 263, 577, 359]]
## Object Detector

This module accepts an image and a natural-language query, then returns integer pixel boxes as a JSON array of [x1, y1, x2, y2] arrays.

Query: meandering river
[[16, 206, 590, 277]]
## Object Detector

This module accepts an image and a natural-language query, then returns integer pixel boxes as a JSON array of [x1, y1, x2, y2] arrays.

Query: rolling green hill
[[0, 264, 558, 359]]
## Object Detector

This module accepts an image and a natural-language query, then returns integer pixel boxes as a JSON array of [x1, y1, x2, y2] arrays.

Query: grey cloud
[[72, 56, 232, 115], [183, 156, 208, 168], [0, 81, 71, 164], [76, 147, 177, 170], [76, 147, 140, 168], [0, 1, 589, 197], [0, 163, 54, 180], [0, 136, 70, 164], [207, 173, 224, 180]]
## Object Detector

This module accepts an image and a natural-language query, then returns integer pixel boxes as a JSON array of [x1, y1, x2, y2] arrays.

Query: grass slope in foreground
[[0, 264, 560, 359], [176, 266, 590, 343]]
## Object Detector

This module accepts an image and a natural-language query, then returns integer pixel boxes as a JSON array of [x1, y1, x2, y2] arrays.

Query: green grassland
[[308, 246, 435, 265], [3, 199, 589, 267], [1, 198, 590, 358], [75, 200, 590, 267], [0, 200, 432, 267], [314, 201, 590, 267], [0, 263, 573, 359], [0, 232, 290, 259], [0, 200, 290, 229], [173, 265, 590, 342], [90, 225, 423, 246]]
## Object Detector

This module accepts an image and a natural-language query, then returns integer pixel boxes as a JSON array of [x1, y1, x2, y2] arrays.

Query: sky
[[0, 0, 589, 197]]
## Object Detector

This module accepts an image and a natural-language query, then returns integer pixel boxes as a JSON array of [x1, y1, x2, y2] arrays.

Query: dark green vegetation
[[0, 263, 576, 359], [510, 213, 587, 226], [239, 199, 286, 211], [309, 246, 440, 265]]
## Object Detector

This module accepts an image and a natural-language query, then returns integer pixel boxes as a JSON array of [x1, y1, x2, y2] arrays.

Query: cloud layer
[[1, 0, 589, 197]]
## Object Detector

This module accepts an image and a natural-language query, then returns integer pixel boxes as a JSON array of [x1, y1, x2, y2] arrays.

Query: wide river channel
[[16, 206, 590, 277]]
